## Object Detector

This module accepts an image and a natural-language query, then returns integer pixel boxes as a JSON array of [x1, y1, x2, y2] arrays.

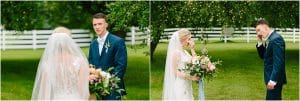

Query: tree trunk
[[150, 41, 158, 62]]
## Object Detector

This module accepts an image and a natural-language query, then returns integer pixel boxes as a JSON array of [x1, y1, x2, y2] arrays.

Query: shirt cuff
[[269, 80, 277, 85], [257, 42, 263, 47]]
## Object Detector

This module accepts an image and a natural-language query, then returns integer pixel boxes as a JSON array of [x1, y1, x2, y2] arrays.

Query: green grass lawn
[[1, 45, 149, 100], [151, 41, 299, 100]]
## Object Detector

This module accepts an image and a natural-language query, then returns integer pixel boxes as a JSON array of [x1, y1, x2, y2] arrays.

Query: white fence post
[[200, 28, 203, 34], [293, 28, 296, 43], [147, 28, 150, 46], [131, 27, 136, 45], [247, 27, 250, 43], [32, 30, 37, 50], [2, 30, 6, 50], [224, 34, 227, 43], [0, 30, 1, 50]]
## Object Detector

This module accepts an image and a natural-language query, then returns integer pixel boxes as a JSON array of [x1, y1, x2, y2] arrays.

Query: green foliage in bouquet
[[179, 47, 222, 81], [89, 66, 124, 99]]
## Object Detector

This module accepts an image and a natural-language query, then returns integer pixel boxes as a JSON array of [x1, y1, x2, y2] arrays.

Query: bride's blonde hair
[[178, 28, 191, 41], [53, 26, 71, 35]]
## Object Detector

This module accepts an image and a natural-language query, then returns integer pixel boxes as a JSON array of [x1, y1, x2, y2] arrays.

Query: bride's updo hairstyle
[[178, 28, 191, 41], [53, 26, 71, 36], [51, 26, 73, 54]]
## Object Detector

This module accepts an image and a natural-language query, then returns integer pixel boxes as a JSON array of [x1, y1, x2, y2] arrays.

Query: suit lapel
[[95, 40, 101, 59], [266, 32, 276, 54]]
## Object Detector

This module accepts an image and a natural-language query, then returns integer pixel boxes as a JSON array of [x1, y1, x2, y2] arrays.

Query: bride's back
[[51, 56, 82, 99], [47, 32, 84, 99], [32, 27, 89, 100]]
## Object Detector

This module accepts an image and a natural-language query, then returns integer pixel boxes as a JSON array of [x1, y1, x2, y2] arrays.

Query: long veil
[[31, 33, 89, 100], [162, 31, 183, 100]]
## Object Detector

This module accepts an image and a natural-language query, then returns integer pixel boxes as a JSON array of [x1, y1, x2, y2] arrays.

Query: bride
[[31, 27, 89, 100], [163, 28, 200, 100]]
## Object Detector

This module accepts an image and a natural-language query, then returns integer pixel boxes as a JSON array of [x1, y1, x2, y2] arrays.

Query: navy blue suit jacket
[[256, 31, 287, 85], [88, 33, 127, 95]]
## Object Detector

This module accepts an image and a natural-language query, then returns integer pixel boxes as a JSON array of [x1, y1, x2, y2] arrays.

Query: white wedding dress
[[163, 31, 194, 101], [174, 50, 193, 100], [31, 33, 89, 100], [52, 57, 84, 100]]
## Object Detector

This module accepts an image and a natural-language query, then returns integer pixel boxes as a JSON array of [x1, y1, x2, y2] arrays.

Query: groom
[[255, 19, 287, 100], [88, 13, 127, 100]]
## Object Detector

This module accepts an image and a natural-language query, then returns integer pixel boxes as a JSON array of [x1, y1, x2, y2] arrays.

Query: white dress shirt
[[97, 32, 109, 56]]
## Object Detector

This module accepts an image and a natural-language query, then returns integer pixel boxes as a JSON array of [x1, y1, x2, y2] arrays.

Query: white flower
[[192, 58, 199, 65], [200, 56, 210, 65], [100, 71, 111, 87], [105, 40, 110, 53]]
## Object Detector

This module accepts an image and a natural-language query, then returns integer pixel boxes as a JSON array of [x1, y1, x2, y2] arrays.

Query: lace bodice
[[52, 57, 81, 98], [177, 50, 192, 70], [32, 32, 89, 100]]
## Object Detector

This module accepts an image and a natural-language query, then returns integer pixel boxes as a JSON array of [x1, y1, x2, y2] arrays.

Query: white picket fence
[[125, 27, 150, 46], [0, 29, 92, 50], [0, 27, 150, 50], [160, 27, 300, 43], [1, 27, 298, 50]]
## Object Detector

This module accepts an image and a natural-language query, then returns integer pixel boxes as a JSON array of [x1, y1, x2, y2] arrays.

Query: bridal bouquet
[[89, 65, 123, 99], [179, 47, 221, 80]]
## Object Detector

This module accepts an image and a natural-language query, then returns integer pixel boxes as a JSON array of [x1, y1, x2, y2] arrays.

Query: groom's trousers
[[266, 84, 283, 100]]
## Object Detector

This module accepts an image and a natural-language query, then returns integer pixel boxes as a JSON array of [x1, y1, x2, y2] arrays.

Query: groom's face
[[256, 24, 269, 38], [93, 18, 108, 37]]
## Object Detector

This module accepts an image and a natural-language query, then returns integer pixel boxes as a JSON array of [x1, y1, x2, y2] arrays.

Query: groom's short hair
[[256, 19, 269, 27], [93, 13, 107, 22]]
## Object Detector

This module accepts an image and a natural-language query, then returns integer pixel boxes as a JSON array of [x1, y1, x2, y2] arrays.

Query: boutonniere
[[266, 39, 270, 48], [105, 40, 110, 53]]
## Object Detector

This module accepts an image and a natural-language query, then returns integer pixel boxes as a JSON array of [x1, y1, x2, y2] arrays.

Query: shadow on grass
[[2, 59, 39, 99], [1, 46, 150, 100]]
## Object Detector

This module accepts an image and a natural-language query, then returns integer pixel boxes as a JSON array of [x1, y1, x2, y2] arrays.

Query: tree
[[150, 1, 299, 61], [1, 1, 44, 30], [1, 1, 101, 31], [1, 1, 149, 39], [255, 1, 299, 28], [106, 1, 149, 38]]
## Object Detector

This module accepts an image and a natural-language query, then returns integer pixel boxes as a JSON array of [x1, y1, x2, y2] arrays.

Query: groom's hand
[[267, 81, 275, 90], [257, 34, 263, 43]]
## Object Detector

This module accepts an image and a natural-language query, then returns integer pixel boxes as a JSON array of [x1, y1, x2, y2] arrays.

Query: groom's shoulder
[[109, 33, 123, 41], [270, 31, 284, 41], [90, 39, 98, 45]]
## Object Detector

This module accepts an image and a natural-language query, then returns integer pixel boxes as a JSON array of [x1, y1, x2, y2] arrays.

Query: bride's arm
[[77, 59, 90, 99], [171, 51, 179, 77], [176, 69, 199, 81], [188, 40, 197, 57], [40, 71, 47, 99], [172, 51, 199, 81], [34, 65, 50, 99], [190, 48, 197, 57]]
